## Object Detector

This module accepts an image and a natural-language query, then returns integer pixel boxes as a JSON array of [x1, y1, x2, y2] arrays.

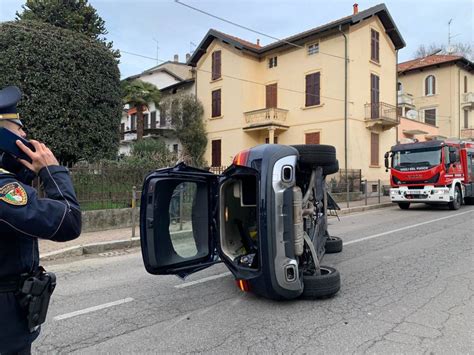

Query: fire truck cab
[[385, 140, 474, 210]]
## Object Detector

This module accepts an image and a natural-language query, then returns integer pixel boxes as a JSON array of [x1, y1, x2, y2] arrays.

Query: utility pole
[[153, 38, 160, 65], [447, 19, 459, 54]]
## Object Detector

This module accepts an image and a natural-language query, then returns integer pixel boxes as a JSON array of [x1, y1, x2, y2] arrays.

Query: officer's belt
[[0, 277, 22, 293]]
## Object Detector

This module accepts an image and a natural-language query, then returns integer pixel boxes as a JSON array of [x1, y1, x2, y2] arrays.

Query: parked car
[[140, 144, 343, 300]]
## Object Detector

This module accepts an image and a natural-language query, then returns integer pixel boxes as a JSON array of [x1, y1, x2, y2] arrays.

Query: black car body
[[140, 144, 342, 300]]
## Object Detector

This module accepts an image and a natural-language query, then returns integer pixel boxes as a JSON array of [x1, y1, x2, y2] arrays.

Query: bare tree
[[414, 42, 473, 61]]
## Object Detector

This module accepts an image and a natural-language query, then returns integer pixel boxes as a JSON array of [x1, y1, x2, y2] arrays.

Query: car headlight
[[432, 189, 448, 194]]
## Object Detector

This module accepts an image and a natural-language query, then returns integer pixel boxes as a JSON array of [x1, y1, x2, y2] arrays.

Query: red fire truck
[[385, 140, 474, 210]]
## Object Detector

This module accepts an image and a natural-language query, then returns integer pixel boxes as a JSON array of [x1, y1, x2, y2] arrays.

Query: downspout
[[338, 25, 349, 208], [458, 67, 461, 138], [395, 50, 399, 143]]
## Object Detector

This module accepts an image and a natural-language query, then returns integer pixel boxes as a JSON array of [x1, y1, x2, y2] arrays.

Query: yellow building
[[398, 55, 474, 141], [188, 4, 405, 181]]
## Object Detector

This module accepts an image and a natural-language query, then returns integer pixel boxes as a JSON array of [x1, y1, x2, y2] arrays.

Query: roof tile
[[398, 55, 463, 72]]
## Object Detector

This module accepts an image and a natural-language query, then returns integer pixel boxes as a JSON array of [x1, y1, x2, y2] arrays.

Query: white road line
[[175, 272, 233, 289], [53, 297, 134, 321], [344, 209, 474, 246]]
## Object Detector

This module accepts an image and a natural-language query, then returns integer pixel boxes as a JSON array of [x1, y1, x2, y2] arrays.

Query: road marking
[[175, 272, 232, 288], [53, 297, 134, 321], [344, 209, 474, 246]]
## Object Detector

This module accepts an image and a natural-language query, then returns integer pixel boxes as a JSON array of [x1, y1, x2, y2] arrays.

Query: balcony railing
[[397, 92, 414, 107], [461, 128, 474, 139], [462, 92, 474, 108], [244, 107, 288, 127], [364, 102, 399, 130]]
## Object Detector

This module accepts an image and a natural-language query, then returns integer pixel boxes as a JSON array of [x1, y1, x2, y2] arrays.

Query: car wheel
[[398, 202, 410, 210], [292, 144, 337, 166], [322, 160, 339, 176], [448, 186, 462, 210], [301, 266, 340, 299], [325, 236, 343, 253]]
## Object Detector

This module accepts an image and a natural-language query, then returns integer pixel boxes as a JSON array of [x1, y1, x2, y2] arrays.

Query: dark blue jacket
[[0, 165, 81, 353]]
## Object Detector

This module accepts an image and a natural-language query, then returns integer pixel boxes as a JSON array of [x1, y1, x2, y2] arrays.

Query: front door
[[140, 163, 219, 278]]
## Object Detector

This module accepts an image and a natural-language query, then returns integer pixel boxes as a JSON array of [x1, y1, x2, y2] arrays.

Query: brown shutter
[[305, 132, 320, 144], [212, 51, 221, 80], [371, 133, 379, 166], [464, 76, 468, 93], [305, 74, 313, 106], [212, 89, 221, 117], [305, 73, 320, 107], [314, 72, 320, 105], [464, 110, 469, 129], [266, 84, 277, 108], [371, 30, 380, 62], [371, 74, 380, 118], [425, 76, 429, 95], [371, 30, 375, 61], [432, 76, 436, 95], [211, 140, 222, 167], [375, 31, 380, 62]]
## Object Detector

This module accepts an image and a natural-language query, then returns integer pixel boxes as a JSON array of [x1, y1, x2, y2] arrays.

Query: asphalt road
[[34, 204, 473, 354]]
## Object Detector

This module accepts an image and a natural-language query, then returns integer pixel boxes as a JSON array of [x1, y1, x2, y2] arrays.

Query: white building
[[119, 56, 196, 156]]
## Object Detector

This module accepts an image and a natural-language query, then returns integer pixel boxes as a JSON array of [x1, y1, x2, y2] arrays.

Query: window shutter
[[211, 140, 222, 167], [370, 74, 380, 119], [305, 73, 320, 107], [375, 31, 379, 62], [305, 74, 313, 106], [151, 111, 157, 129], [432, 76, 436, 95], [314, 72, 320, 105], [266, 84, 277, 108], [464, 76, 468, 93], [216, 89, 221, 116], [212, 51, 221, 80], [464, 110, 469, 129], [305, 132, 320, 144], [212, 89, 221, 117], [370, 133, 379, 166]]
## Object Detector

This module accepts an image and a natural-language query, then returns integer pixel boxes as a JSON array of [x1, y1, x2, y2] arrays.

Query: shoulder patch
[[0, 182, 28, 206]]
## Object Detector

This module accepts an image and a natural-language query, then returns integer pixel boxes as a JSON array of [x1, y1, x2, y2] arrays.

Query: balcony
[[461, 128, 474, 140], [397, 92, 415, 108], [364, 102, 400, 131], [243, 107, 289, 131], [461, 92, 474, 109]]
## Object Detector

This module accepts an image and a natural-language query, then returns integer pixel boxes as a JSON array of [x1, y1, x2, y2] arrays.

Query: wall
[[398, 117, 439, 141], [82, 208, 134, 232]]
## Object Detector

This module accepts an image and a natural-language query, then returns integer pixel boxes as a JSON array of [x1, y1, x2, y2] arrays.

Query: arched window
[[397, 81, 403, 92], [425, 75, 436, 96]]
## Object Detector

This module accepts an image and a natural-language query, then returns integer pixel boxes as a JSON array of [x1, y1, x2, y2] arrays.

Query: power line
[[174, 0, 349, 61]]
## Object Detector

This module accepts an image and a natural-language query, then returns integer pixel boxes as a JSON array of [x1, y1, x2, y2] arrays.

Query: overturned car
[[140, 144, 343, 300]]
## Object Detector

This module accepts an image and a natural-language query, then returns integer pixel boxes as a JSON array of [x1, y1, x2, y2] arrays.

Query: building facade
[[188, 4, 405, 180], [398, 55, 474, 142], [119, 58, 195, 156]]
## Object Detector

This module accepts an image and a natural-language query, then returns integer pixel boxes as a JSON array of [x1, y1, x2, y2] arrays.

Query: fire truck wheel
[[292, 144, 336, 166], [448, 186, 462, 210], [398, 202, 410, 210], [301, 266, 340, 299], [325, 236, 343, 253]]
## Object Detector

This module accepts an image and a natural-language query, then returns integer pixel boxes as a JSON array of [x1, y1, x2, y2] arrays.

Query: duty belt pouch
[[17, 266, 57, 332]]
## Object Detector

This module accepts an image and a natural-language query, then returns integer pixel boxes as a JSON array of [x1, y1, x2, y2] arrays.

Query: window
[[268, 56, 277, 68], [370, 29, 380, 62], [265, 136, 278, 144], [425, 75, 436, 96], [211, 89, 221, 117], [397, 81, 402, 92], [211, 140, 221, 167], [130, 114, 136, 131], [211, 51, 221, 80], [305, 132, 320, 144], [307, 43, 319, 55], [370, 74, 380, 119], [464, 110, 469, 129], [370, 132, 379, 166], [150, 111, 157, 129], [464, 76, 468, 93], [266, 84, 277, 108], [173, 144, 179, 153], [305, 72, 321, 107], [424, 108, 436, 126], [143, 113, 149, 129]]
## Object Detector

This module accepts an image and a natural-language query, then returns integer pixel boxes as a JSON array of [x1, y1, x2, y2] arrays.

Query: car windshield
[[392, 147, 441, 171]]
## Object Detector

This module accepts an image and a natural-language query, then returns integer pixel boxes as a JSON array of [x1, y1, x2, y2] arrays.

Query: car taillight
[[236, 279, 251, 292], [233, 149, 250, 166]]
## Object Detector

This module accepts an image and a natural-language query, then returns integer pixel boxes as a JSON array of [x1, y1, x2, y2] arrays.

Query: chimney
[[173, 54, 179, 62], [353, 3, 359, 14], [257, 39, 260, 46], [186, 53, 191, 62]]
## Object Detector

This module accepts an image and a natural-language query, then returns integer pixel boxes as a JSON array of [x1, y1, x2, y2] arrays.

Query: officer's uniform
[[0, 86, 81, 353]]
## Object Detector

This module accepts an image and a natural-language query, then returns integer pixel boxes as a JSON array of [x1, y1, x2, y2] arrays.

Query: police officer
[[0, 86, 82, 354]]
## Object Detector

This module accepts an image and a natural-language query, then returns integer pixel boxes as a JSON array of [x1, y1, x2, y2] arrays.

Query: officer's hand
[[16, 139, 60, 174]]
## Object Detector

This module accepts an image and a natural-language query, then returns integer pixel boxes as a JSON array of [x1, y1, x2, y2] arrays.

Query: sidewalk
[[39, 197, 392, 260]]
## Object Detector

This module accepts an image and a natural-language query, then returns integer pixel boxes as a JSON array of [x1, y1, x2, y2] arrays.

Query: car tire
[[292, 144, 337, 166], [448, 186, 462, 210], [322, 160, 339, 176], [301, 266, 340, 299], [325, 236, 343, 253], [398, 202, 410, 210]]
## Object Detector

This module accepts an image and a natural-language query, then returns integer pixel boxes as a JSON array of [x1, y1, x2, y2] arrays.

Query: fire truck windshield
[[392, 147, 442, 171]]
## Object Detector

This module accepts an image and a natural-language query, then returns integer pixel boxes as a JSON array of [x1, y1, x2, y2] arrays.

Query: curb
[[40, 202, 394, 261]]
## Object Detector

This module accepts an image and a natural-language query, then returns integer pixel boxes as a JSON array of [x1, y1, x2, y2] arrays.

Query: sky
[[0, 0, 473, 79]]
